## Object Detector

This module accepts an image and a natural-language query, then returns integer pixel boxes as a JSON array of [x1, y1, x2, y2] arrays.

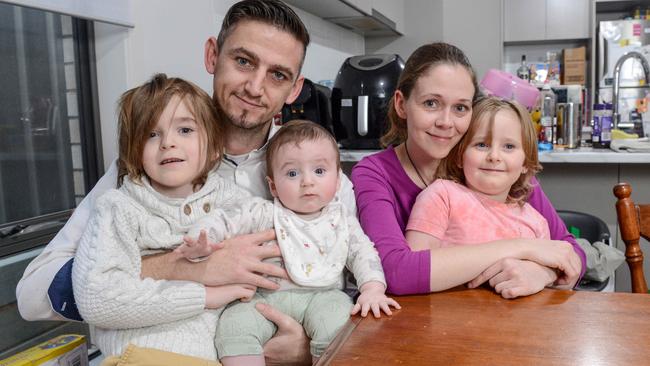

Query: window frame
[[0, 15, 103, 258]]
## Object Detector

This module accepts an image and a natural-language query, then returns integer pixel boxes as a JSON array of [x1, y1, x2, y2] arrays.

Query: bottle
[[539, 83, 556, 150], [592, 103, 604, 148], [601, 103, 613, 148], [516, 55, 530, 82], [581, 120, 593, 147]]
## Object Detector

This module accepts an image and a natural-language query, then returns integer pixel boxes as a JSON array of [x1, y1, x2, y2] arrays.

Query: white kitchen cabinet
[[504, 0, 546, 41], [504, 0, 590, 42], [546, 0, 590, 40]]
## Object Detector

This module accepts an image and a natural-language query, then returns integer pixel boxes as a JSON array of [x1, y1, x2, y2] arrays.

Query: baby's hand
[[204, 284, 257, 309], [351, 281, 401, 318], [175, 230, 220, 262]]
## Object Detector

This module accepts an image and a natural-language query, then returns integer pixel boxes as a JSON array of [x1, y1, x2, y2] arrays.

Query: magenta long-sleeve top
[[351, 146, 587, 295]]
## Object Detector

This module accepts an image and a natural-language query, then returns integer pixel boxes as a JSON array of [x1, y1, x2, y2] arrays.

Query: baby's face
[[268, 138, 340, 214]]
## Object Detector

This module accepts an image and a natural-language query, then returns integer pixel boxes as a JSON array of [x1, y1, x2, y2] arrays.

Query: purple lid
[[604, 103, 613, 110], [593, 103, 604, 110]]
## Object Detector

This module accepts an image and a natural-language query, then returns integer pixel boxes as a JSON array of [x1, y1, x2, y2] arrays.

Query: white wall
[[94, 22, 129, 170], [290, 6, 365, 82], [94, 0, 364, 170], [441, 0, 502, 81]]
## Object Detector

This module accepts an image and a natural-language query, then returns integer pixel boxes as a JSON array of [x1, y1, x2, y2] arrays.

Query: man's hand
[[142, 229, 288, 290], [351, 281, 400, 318], [256, 302, 311, 366], [467, 258, 558, 299]]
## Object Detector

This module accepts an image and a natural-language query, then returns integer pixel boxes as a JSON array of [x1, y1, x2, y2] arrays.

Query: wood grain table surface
[[318, 287, 650, 365]]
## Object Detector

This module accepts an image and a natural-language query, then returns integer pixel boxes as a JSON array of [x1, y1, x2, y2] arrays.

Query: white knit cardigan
[[72, 170, 247, 359]]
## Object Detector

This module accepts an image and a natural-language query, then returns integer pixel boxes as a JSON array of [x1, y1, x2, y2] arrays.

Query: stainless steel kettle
[[556, 102, 582, 149]]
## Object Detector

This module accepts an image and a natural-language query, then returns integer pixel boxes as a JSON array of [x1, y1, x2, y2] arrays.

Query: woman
[[351, 43, 585, 299]]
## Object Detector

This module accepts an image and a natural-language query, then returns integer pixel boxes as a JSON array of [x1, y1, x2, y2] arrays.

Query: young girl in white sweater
[[72, 74, 254, 360]]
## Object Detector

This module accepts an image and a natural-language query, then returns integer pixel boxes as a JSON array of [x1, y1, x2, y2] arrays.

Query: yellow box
[[0, 335, 87, 366]]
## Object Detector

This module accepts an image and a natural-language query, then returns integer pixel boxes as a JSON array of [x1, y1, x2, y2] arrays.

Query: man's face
[[209, 20, 304, 132]]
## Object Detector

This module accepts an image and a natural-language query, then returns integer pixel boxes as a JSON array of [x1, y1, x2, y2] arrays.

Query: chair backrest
[[613, 182, 650, 293], [557, 210, 610, 244], [557, 210, 612, 292]]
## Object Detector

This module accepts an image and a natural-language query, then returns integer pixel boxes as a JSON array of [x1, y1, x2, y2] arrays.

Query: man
[[17, 1, 355, 364]]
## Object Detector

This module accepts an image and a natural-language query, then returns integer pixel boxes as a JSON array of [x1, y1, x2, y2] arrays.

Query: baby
[[178, 120, 400, 365]]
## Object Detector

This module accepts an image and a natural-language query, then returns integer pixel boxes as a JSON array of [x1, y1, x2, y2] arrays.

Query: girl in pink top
[[407, 97, 556, 297], [351, 43, 585, 299]]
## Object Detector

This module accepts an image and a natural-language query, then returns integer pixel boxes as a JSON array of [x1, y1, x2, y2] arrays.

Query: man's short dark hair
[[218, 0, 310, 70]]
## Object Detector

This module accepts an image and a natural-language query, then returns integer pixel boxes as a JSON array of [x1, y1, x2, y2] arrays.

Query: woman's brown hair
[[438, 96, 542, 205], [381, 42, 479, 147], [117, 73, 224, 188]]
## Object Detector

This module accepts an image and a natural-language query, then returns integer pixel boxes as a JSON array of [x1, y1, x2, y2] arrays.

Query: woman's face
[[395, 64, 474, 160]]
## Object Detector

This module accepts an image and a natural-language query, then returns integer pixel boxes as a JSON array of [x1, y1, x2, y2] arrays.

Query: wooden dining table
[[318, 287, 650, 365]]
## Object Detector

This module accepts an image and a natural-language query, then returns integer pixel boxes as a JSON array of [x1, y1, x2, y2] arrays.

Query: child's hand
[[351, 281, 400, 318], [204, 284, 257, 309], [175, 230, 221, 262], [468, 258, 554, 299], [523, 239, 582, 287]]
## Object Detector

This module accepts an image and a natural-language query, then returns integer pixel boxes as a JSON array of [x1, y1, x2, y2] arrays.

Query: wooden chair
[[613, 182, 650, 293]]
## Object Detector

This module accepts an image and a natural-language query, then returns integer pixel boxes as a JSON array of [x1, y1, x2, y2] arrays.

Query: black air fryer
[[332, 54, 404, 149], [281, 78, 334, 136]]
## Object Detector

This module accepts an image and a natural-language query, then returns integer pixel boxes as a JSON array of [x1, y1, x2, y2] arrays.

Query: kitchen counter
[[340, 147, 650, 164]]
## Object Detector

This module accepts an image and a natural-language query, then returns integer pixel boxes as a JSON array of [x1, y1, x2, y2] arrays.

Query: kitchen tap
[[612, 51, 650, 129]]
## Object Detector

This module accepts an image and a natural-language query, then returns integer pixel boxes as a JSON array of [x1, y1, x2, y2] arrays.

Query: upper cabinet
[[504, 0, 590, 42], [286, 0, 404, 36]]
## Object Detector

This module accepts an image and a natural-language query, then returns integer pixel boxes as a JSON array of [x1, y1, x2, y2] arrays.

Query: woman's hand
[[522, 239, 582, 287], [467, 258, 557, 299], [351, 281, 401, 318]]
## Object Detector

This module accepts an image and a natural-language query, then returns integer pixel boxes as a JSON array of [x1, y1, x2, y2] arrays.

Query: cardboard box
[[564, 46, 586, 62], [563, 46, 586, 85], [0, 335, 88, 366], [564, 61, 585, 85]]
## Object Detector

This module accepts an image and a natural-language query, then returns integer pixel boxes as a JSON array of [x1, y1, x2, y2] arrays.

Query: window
[[0, 2, 101, 358]]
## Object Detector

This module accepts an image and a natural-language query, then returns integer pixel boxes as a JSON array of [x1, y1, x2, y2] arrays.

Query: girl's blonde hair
[[438, 96, 542, 205], [117, 73, 224, 187]]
